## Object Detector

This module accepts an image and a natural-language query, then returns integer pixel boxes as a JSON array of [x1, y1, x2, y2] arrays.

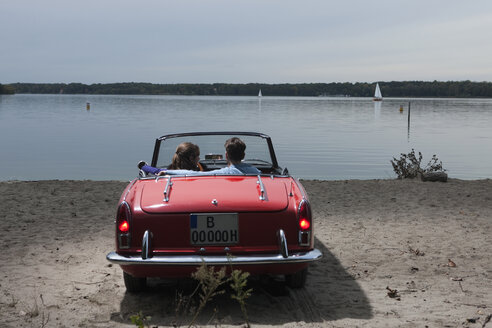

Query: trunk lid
[[140, 176, 289, 213]]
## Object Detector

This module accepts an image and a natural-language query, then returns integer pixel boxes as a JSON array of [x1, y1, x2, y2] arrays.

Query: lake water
[[1, 94, 491, 181]]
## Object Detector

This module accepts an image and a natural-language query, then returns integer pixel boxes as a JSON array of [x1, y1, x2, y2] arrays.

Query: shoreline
[[1, 179, 491, 327]]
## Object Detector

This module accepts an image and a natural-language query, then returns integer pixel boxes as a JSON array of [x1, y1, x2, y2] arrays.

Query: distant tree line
[[5, 81, 492, 97], [0, 84, 15, 94]]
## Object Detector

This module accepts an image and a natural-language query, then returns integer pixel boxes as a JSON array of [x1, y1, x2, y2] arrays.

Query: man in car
[[140, 137, 260, 175]]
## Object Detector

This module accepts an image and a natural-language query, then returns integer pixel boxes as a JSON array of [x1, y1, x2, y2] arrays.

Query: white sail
[[373, 83, 382, 101], [258, 89, 262, 97]]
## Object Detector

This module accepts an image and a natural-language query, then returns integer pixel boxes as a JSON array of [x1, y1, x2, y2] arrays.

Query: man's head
[[224, 137, 246, 163]]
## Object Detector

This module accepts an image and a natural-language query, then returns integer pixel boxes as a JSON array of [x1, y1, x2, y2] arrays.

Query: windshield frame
[[151, 132, 280, 171]]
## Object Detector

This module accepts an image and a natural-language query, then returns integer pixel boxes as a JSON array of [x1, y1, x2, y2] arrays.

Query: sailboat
[[373, 83, 383, 101], [258, 89, 262, 97]]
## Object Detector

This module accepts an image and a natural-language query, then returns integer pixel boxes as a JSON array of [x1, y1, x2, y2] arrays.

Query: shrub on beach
[[391, 149, 446, 179], [167, 262, 252, 328]]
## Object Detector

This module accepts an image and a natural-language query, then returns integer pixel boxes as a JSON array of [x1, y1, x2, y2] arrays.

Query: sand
[[0, 179, 491, 327]]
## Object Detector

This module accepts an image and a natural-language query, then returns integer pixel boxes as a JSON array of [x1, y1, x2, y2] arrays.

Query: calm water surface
[[1, 94, 491, 181]]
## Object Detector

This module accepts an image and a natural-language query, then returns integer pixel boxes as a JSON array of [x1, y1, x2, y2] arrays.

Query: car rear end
[[107, 175, 321, 291]]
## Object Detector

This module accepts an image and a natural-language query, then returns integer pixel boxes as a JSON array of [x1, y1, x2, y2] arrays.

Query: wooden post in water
[[408, 102, 411, 126], [407, 102, 411, 141]]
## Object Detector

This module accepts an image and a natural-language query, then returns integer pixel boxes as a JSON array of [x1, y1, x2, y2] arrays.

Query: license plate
[[190, 213, 239, 245]]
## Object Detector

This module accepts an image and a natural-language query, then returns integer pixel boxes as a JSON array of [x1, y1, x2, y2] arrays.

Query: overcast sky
[[1, 0, 492, 84]]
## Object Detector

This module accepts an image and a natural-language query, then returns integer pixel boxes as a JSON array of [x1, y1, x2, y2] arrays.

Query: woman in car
[[168, 142, 201, 170], [138, 142, 201, 174]]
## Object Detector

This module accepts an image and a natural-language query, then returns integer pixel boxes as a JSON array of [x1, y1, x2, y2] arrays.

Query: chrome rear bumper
[[106, 248, 322, 266], [107, 229, 322, 266]]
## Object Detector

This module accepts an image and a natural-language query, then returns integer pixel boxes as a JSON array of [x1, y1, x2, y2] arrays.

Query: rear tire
[[285, 268, 308, 288], [123, 272, 146, 292]]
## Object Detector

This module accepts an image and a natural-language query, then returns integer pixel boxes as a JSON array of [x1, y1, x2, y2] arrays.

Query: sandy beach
[[0, 178, 491, 327]]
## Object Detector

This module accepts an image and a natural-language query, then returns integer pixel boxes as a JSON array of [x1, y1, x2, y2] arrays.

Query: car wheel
[[285, 268, 307, 288], [123, 272, 147, 292]]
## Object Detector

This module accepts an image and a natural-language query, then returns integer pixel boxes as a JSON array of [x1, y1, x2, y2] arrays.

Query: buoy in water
[[86, 102, 90, 110], [399, 105, 404, 113]]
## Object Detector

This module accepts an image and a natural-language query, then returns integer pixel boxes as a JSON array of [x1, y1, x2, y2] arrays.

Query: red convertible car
[[106, 132, 322, 292]]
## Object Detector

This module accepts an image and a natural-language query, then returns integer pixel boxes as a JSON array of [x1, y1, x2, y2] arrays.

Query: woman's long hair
[[169, 142, 200, 170]]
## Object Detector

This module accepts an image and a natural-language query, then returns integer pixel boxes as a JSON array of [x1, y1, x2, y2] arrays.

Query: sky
[[1, 0, 492, 84]]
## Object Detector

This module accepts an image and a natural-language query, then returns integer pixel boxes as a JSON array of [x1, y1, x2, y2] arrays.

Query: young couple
[[139, 137, 260, 176]]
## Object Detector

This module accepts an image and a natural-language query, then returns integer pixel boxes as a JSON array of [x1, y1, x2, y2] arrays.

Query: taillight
[[297, 199, 312, 246], [118, 221, 129, 233], [299, 218, 310, 230], [116, 202, 132, 249], [298, 200, 311, 230]]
